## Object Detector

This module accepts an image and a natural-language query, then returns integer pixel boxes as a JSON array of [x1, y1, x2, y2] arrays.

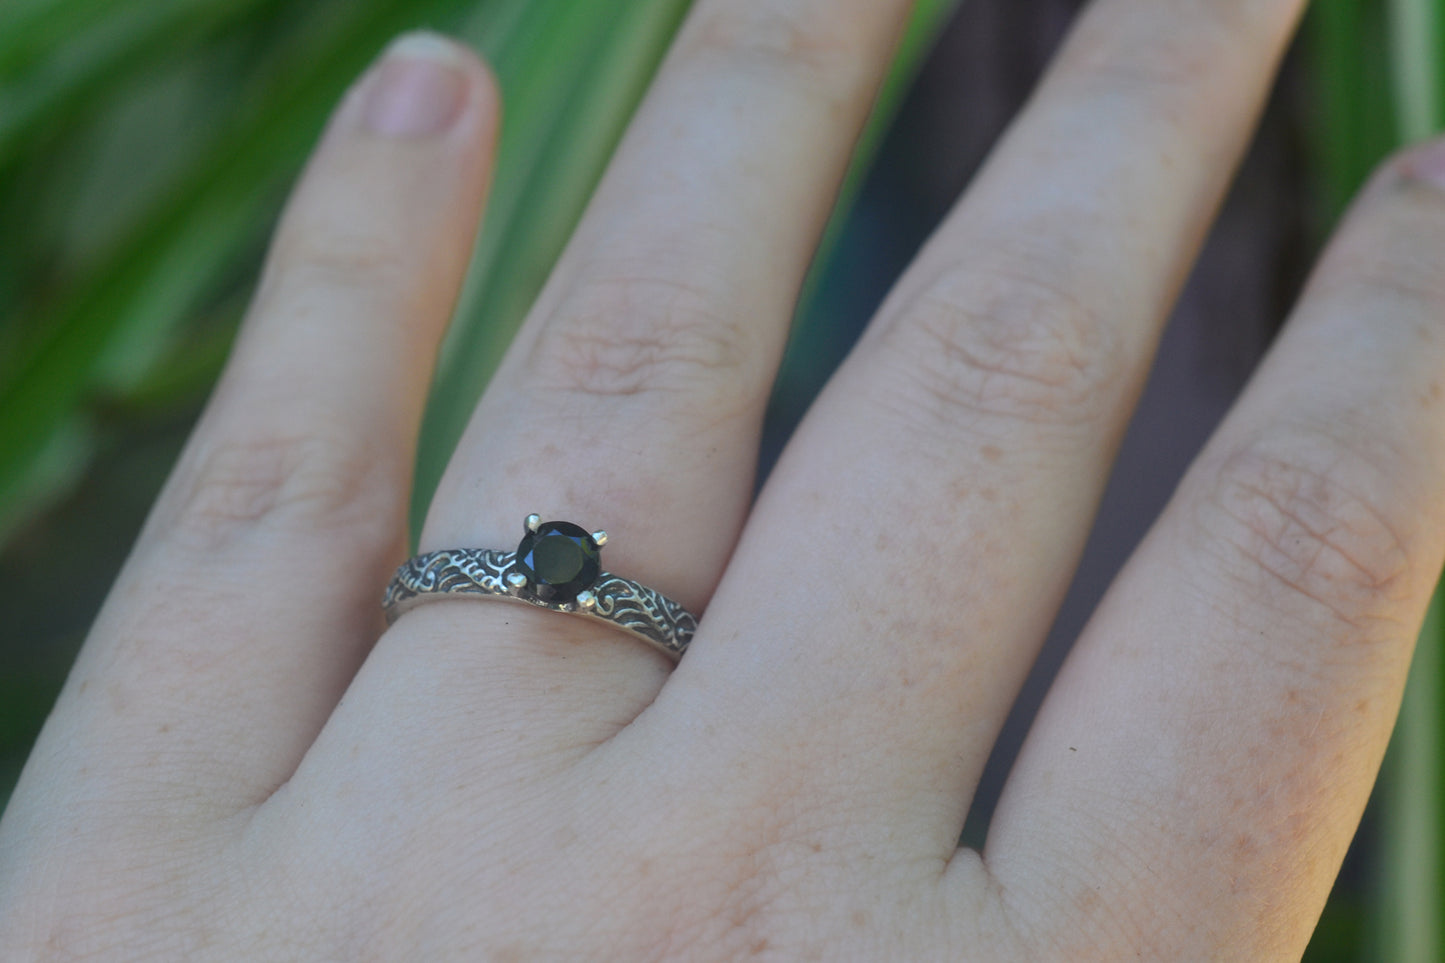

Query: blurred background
[[0, 0, 1440, 958]]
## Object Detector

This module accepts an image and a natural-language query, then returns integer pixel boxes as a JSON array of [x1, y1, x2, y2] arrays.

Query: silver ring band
[[383, 544, 696, 660]]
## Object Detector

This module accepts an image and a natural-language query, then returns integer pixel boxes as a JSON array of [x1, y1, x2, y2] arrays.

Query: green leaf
[[0, 414, 93, 547], [0, 0, 281, 170], [0, 0, 477, 546], [1305, 0, 1397, 220], [1389, 0, 1443, 141]]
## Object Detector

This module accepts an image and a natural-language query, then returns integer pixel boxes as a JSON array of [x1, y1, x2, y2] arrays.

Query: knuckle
[[874, 263, 1125, 435], [167, 430, 397, 552], [528, 274, 753, 403], [262, 229, 408, 304], [1192, 430, 1415, 640]]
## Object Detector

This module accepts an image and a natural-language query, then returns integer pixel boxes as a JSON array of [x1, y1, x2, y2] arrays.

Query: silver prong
[[576, 590, 597, 610], [506, 571, 528, 595], [525, 513, 541, 533], [591, 530, 608, 547]]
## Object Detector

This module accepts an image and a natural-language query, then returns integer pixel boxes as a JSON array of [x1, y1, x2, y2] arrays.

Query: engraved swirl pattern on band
[[382, 549, 697, 659]]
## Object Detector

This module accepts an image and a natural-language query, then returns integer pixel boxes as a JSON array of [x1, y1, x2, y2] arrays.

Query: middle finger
[[647, 0, 1309, 858]]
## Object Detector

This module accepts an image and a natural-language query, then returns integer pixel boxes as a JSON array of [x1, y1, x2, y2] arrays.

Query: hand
[[4, 2, 1443, 958]]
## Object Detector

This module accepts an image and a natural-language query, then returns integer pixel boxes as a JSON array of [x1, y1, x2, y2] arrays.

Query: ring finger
[[640, 0, 1308, 857], [354, 0, 917, 756]]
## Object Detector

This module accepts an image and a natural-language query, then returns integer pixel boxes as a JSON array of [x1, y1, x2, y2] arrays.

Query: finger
[[11, 34, 499, 819], [982, 146, 1445, 957], [642, 0, 1307, 856], [358, 1, 915, 753]]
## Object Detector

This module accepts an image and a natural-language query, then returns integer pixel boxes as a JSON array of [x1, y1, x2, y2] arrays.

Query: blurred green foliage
[[0, 0, 957, 548], [0, 0, 1441, 958], [0, 0, 673, 546]]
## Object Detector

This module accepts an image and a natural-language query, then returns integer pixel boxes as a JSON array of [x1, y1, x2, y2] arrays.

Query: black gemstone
[[514, 521, 601, 603]]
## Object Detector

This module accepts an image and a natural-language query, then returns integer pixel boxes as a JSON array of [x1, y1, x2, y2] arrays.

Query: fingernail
[[1402, 136, 1445, 192], [362, 32, 469, 138]]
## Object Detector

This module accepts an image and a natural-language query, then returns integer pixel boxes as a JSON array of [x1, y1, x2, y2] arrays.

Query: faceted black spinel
[[514, 521, 601, 603]]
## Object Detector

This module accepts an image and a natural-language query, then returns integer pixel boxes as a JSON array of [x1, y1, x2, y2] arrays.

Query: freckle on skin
[[981, 444, 1003, 462], [851, 910, 868, 928]]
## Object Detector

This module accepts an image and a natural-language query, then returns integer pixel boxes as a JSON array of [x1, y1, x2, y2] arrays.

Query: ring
[[383, 515, 698, 660]]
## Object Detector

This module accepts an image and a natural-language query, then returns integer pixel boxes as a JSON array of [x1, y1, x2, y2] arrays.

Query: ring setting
[[382, 515, 698, 660], [509, 515, 606, 608]]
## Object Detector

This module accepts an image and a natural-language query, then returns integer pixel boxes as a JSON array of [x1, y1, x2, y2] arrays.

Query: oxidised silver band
[[383, 548, 696, 660]]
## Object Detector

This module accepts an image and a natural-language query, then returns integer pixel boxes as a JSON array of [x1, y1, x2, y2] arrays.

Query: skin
[[2, 0, 1444, 958]]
